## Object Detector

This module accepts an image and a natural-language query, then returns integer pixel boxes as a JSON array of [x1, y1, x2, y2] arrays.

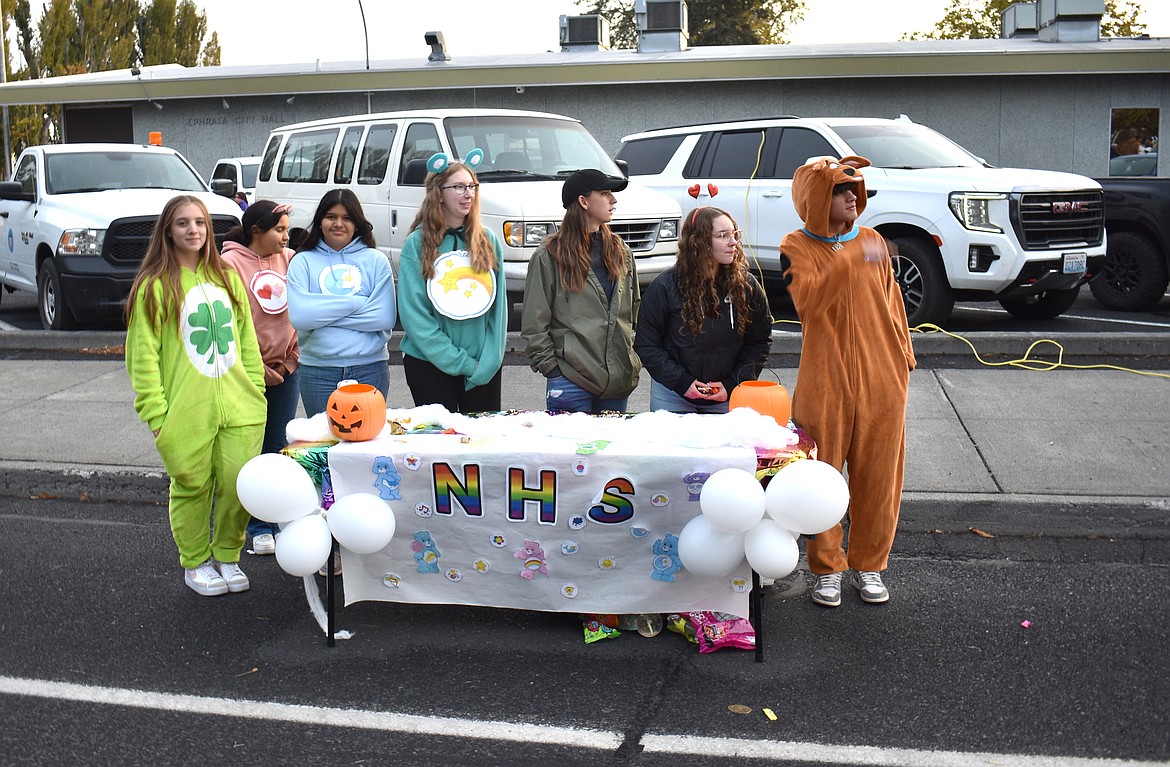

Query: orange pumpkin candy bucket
[[728, 380, 791, 427], [326, 383, 387, 442]]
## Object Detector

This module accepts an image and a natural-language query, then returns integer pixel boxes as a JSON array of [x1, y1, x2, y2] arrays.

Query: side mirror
[[0, 181, 34, 202], [209, 178, 236, 197], [614, 158, 629, 179]]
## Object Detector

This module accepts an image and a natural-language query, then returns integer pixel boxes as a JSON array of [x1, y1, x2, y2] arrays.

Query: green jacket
[[521, 239, 641, 399]]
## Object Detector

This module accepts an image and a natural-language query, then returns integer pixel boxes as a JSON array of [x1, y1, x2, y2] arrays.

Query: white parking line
[[2, 675, 1167, 766], [959, 305, 1170, 329], [641, 733, 1170, 766]]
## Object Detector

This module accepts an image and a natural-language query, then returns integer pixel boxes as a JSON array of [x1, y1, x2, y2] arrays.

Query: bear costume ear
[[791, 155, 871, 238]]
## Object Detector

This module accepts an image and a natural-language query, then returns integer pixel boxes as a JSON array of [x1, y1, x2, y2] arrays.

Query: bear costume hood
[[791, 155, 871, 239]]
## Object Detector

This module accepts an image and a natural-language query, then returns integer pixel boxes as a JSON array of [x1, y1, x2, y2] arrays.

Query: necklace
[[801, 226, 857, 252]]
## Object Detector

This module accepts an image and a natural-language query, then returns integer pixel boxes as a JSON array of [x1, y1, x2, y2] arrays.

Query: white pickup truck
[[0, 143, 243, 329], [617, 116, 1108, 326]]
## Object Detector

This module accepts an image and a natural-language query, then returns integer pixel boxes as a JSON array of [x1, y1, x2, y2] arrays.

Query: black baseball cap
[[562, 169, 628, 209]]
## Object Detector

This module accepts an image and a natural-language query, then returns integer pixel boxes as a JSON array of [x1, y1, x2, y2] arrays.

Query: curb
[[3, 329, 1169, 358]]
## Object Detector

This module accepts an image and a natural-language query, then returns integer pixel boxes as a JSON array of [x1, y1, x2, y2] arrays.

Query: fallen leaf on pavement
[[728, 704, 752, 715], [969, 527, 996, 538]]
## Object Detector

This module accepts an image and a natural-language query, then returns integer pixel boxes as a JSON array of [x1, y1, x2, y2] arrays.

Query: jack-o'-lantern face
[[326, 384, 386, 442]]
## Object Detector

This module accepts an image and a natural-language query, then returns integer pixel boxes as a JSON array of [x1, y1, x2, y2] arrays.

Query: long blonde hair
[[123, 195, 242, 329], [408, 162, 495, 279]]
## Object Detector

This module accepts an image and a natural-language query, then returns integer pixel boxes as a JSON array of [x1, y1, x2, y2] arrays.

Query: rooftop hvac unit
[[560, 14, 609, 51], [635, 0, 688, 52], [1037, 0, 1104, 41], [1000, 2, 1038, 38]]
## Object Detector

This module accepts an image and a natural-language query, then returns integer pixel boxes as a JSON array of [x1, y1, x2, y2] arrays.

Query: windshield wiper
[[476, 169, 558, 180]]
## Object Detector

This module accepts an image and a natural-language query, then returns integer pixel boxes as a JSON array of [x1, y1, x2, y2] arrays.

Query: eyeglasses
[[714, 229, 742, 242], [441, 183, 480, 194]]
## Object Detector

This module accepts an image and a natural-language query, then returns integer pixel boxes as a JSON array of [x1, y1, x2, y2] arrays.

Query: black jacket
[[633, 267, 772, 399]]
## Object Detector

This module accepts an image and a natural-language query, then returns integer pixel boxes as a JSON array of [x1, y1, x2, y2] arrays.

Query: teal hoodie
[[398, 227, 507, 390]]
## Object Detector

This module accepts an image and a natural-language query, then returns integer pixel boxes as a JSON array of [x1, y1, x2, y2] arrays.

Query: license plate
[[1062, 252, 1087, 274]]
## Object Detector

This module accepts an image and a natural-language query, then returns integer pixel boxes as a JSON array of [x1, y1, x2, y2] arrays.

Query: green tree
[[576, 0, 806, 49], [138, 0, 178, 66], [904, 0, 1146, 40], [173, 0, 208, 67], [201, 31, 222, 67], [75, 0, 139, 72]]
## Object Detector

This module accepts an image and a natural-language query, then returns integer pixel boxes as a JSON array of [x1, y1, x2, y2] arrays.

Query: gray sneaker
[[760, 568, 809, 599], [852, 570, 890, 603], [811, 571, 844, 607]]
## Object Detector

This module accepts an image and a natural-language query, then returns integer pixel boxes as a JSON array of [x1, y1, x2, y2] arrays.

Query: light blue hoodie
[[287, 238, 395, 368]]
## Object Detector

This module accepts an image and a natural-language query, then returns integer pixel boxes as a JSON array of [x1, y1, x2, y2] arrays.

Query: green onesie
[[126, 263, 267, 569]]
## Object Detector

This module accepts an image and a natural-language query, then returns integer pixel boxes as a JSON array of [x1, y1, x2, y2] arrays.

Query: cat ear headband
[[426, 148, 485, 174]]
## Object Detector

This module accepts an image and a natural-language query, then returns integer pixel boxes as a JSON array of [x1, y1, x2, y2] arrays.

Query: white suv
[[616, 116, 1107, 326]]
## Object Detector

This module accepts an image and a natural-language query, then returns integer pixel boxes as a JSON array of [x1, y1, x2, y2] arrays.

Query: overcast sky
[[11, 1, 1169, 67]]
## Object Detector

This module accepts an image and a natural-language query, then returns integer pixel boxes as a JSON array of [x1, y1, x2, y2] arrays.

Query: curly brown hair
[[408, 162, 495, 279], [676, 206, 753, 336]]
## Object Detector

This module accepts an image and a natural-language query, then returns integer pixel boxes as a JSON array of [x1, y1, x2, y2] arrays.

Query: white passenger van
[[254, 108, 681, 302]]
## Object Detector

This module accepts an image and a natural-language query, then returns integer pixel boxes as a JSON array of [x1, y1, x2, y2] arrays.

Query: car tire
[[37, 259, 77, 331], [998, 286, 1080, 320], [890, 236, 954, 327], [1088, 231, 1168, 312]]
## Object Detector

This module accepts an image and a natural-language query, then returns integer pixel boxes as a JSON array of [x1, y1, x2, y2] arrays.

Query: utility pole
[[0, 0, 12, 179]]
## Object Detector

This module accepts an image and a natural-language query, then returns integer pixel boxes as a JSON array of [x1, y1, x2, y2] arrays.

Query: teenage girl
[[521, 169, 640, 413], [220, 200, 298, 555], [287, 189, 396, 417], [398, 159, 507, 412], [634, 206, 772, 413], [125, 194, 267, 597]]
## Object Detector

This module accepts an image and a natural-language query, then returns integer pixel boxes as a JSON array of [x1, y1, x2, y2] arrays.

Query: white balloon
[[744, 519, 800, 579], [327, 493, 397, 554], [698, 467, 766, 533], [236, 453, 319, 524], [764, 459, 849, 535], [676, 515, 746, 578], [275, 513, 333, 577]]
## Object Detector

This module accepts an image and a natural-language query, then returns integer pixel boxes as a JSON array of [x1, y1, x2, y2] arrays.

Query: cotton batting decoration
[[728, 379, 791, 428], [236, 453, 319, 524], [764, 459, 849, 535], [744, 519, 800, 579], [677, 515, 746, 578], [326, 493, 397, 554], [698, 467, 766, 533], [275, 513, 334, 577]]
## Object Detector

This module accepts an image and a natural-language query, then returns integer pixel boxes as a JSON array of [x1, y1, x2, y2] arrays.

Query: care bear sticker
[[318, 263, 363, 296], [427, 252, 496, 320], [180, 283, 236, 378], [249, 269, 289, 314]]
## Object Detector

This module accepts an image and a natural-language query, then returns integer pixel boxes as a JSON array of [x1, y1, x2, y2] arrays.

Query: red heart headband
[[686, 183, 719, 199]]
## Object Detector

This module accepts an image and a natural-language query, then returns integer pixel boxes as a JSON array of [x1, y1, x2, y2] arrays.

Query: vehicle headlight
[[57, 228, 105, 256], [659, 219, 679, 240], [948, 192, 1007, 234], [503, 221, 555, 248]]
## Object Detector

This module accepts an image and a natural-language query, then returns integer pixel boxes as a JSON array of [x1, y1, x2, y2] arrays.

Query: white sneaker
[[852, 570, 890, 603], [184, 560, 228, 597], [214, 560, 251, 593], [811, 571, 844, 607], [253, 533, 276, 555]]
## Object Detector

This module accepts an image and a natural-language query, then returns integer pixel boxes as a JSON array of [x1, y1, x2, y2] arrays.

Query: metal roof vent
[[635, 0, 688, 53], [561, 15, 610, 52], [1036, 0, 1103, 42]]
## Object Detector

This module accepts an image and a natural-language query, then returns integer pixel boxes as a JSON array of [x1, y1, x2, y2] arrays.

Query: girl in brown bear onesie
[[779, 156, 916, 607]]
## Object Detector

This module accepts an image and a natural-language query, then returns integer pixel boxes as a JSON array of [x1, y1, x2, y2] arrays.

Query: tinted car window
[[259, 136, 280, 182], [358, 124, 397, 185], [615, 135, 685, 175], [14, 155, 36, 196], [774, 128, 838, 179], [706, 130, 768, 179], [399, 122, 442, 185], [277, 128, 339, 183], [334, 126, 364, 184]]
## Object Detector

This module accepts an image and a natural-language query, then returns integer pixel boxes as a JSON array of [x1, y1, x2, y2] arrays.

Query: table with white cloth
[[326, 429, 757, 616]]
